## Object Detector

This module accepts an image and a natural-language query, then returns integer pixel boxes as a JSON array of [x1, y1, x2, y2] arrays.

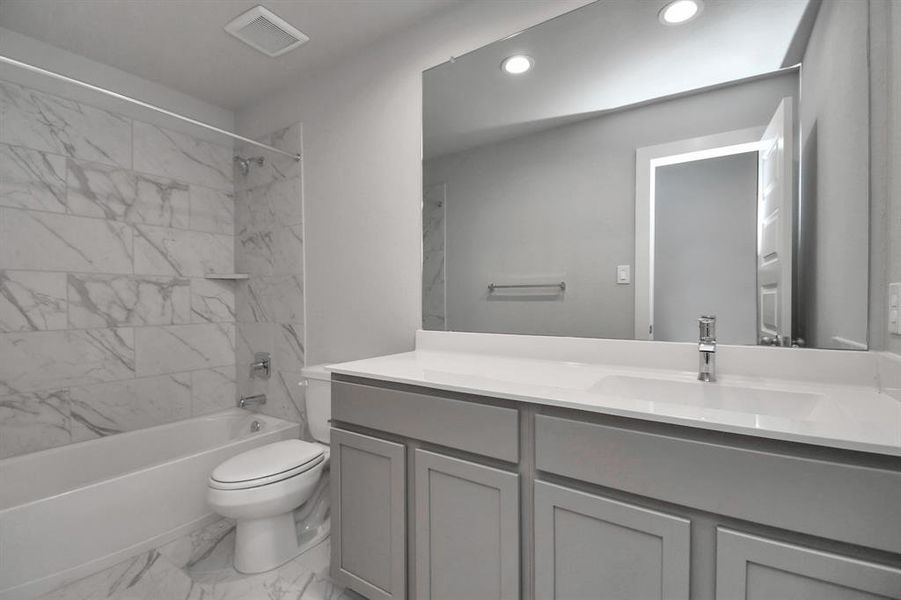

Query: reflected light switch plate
[[890, 283, 901, 335], [617, 265, 631, 285]]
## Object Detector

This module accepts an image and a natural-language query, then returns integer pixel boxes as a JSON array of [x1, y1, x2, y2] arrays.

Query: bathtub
[[0, 409, 300, 600]]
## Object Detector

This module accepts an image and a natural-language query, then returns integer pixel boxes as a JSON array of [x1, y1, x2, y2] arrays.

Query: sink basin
[[592, 375, 822, 419]]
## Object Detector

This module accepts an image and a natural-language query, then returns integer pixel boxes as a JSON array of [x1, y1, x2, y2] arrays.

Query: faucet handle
[[698, 315, 716, 341]]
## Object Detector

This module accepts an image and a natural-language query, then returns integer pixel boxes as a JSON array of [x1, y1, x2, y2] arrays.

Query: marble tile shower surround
[[234, 123, 308, 432], [0, 79, 239, 459]]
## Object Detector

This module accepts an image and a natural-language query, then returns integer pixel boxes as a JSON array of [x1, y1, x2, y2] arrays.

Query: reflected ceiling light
[[501, 55, 534, 75], [659, 0, 703, 25]]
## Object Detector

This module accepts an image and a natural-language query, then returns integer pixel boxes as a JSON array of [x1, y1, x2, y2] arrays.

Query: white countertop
[[328, 348, 901, 457]]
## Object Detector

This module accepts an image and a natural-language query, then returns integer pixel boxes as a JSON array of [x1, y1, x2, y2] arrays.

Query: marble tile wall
[[0, 79, 238, 459], [234, 123, 308, 432], [422, 182, 446, 330]]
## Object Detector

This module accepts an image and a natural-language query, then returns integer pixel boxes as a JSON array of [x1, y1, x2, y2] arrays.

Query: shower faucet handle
[[250, 352, 271, 379]]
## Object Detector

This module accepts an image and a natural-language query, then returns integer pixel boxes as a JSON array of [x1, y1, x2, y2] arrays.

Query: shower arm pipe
[[0, 54, 301, 162]]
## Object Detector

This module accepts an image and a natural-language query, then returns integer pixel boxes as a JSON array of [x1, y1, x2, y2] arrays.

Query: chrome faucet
[[250, 352, 271, 379], [238, 394, 267, 409], [698, 315, 716, 382]]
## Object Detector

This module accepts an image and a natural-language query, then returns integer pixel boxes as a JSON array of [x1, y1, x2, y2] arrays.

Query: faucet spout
[[698, 315, 717, 382]]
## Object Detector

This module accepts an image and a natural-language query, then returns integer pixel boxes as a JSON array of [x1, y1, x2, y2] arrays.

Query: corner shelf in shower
[[203, 274, 250, 280]]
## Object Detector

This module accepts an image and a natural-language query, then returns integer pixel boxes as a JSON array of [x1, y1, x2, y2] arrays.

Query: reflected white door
[[757, 98, 793, 346]]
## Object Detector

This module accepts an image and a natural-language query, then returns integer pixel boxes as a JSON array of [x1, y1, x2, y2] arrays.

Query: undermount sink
[[592, 375, 822, 419]]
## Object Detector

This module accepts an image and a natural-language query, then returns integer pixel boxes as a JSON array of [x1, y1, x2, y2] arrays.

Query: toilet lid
[[210, 440, 325, 489]]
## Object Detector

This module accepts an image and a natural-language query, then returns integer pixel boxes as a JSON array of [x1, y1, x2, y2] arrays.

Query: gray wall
[[424, 73, 797, 339], [654, 153, 758, 345], [235, 1, 596, 364], [799, 0, 870, 349]]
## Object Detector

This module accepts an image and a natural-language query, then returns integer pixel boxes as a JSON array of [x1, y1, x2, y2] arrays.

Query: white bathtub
[[0, 409, 300, 600]]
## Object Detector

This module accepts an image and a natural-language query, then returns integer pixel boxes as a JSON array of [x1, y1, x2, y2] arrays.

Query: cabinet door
[[534, 481, 690, 600], [414, 449, 519, 600], [331, 428, 406, 600], [716, 528, 901, 600]]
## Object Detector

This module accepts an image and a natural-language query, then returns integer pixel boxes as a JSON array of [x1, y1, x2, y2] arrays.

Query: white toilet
[[207, 364, 332, 574]]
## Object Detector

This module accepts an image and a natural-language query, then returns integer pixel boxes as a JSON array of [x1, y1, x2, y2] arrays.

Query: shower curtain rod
[[0, 55, 301, 161]]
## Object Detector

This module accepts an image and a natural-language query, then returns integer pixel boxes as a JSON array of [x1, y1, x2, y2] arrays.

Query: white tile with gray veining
[[191, 278, 236, 323], [190, 185, 234, 234], [133, 121, 232, 191], [236, 225, 302, 277], [68, 273, 191, 328], [236, 275, 304, 323], [135, 323, 235, 377], [191, 366, 237, 416], [0, 143, 67, 212], [0, 208, 133, 273], [236, 177, 302, 232], [133, 224, 233, 276], [274, 322, 305, 370], [0, 270, 67, 332], [235, 123, 301, 192], [68, 373, 192, 438], [0, 81, 131, 167], [0, 389, 73, 458], [65, 159, 136, 220], [133, 173, 190, 227], [0, 328, 135, 394]]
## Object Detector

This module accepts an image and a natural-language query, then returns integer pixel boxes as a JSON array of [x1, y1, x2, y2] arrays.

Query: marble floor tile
[[68, 274, 191, 328], [0, 144, 67, 213], [0, 270, 68, 332]]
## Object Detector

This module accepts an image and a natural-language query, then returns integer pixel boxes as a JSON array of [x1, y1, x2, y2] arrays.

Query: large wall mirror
[[421, 0, 870, 350]]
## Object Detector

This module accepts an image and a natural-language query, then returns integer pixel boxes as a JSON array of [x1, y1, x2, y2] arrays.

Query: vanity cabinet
[[330, 377, 901, 600], [414, 449, 520, 600], [330, 429, 406, 600], [534, 481, 690, 600], [716, 529, 901, 600]]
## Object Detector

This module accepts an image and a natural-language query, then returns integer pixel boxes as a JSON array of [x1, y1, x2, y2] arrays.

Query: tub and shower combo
[[0, 409, 300, 600]]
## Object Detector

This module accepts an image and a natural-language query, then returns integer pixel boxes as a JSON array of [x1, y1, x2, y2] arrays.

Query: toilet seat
[[209, 440, 325, 491]]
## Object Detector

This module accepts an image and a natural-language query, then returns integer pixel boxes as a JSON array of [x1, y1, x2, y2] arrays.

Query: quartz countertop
[[328, 348, 901, 457]]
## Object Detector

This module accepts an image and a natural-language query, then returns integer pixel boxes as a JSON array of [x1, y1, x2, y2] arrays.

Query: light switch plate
[[617, 265, 631, 285], [890, 283, 901, 335]]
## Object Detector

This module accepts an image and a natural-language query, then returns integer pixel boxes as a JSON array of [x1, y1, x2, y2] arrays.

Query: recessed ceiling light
[[659, 0, 703, 25], [501, 55, 534, 75]]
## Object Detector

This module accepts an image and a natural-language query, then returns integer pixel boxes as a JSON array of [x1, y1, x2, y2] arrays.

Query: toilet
[[207, 364, 332, 574]]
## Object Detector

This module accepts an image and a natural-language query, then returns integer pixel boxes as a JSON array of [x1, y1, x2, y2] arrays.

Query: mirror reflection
[[422, 0, 869, 349]]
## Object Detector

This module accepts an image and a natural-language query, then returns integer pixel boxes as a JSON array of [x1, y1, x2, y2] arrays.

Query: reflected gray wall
[[799, 0, 869, 349], [654, 153, 758, 345], [425, 72, 797, 338]]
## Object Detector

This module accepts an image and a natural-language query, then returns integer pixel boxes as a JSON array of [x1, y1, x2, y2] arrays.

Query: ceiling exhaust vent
[[225, 5, 309, 57]]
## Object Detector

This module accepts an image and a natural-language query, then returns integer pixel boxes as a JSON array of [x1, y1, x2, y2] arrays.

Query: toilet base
[[234, 512, 300, 574]]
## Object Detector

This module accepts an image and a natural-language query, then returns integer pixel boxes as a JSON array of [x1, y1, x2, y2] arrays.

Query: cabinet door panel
[[716, 528, 901, 600], [534, 481, 690, 600], [331, 428, 406, 600], [414, 449, 519, 600]]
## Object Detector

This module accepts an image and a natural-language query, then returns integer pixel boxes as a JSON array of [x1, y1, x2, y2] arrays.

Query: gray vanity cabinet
[[414, 449, 520, 600], [715, 529, 901, 600], [534, 481, 690, 600], [330, 428, 406, 600]]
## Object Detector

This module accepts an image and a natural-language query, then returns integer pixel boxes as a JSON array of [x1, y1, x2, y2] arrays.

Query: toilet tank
[[301, 364, 332, 443]]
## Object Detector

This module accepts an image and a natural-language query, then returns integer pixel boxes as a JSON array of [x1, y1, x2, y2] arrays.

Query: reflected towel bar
[[488, 282, 566, 292]]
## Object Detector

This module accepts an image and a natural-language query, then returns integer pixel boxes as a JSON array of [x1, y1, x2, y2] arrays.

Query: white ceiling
[[0, 0, 461, 111], [424, 0, 812, 158]]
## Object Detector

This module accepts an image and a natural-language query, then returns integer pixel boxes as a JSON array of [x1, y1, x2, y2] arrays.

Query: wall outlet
[[616, 265, 631, 285], [890, 283, 901, 335]]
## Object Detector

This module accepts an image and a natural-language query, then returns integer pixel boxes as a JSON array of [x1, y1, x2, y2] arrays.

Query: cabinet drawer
[[333, 381, 519, 462], [535, 414, 901, 554]]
